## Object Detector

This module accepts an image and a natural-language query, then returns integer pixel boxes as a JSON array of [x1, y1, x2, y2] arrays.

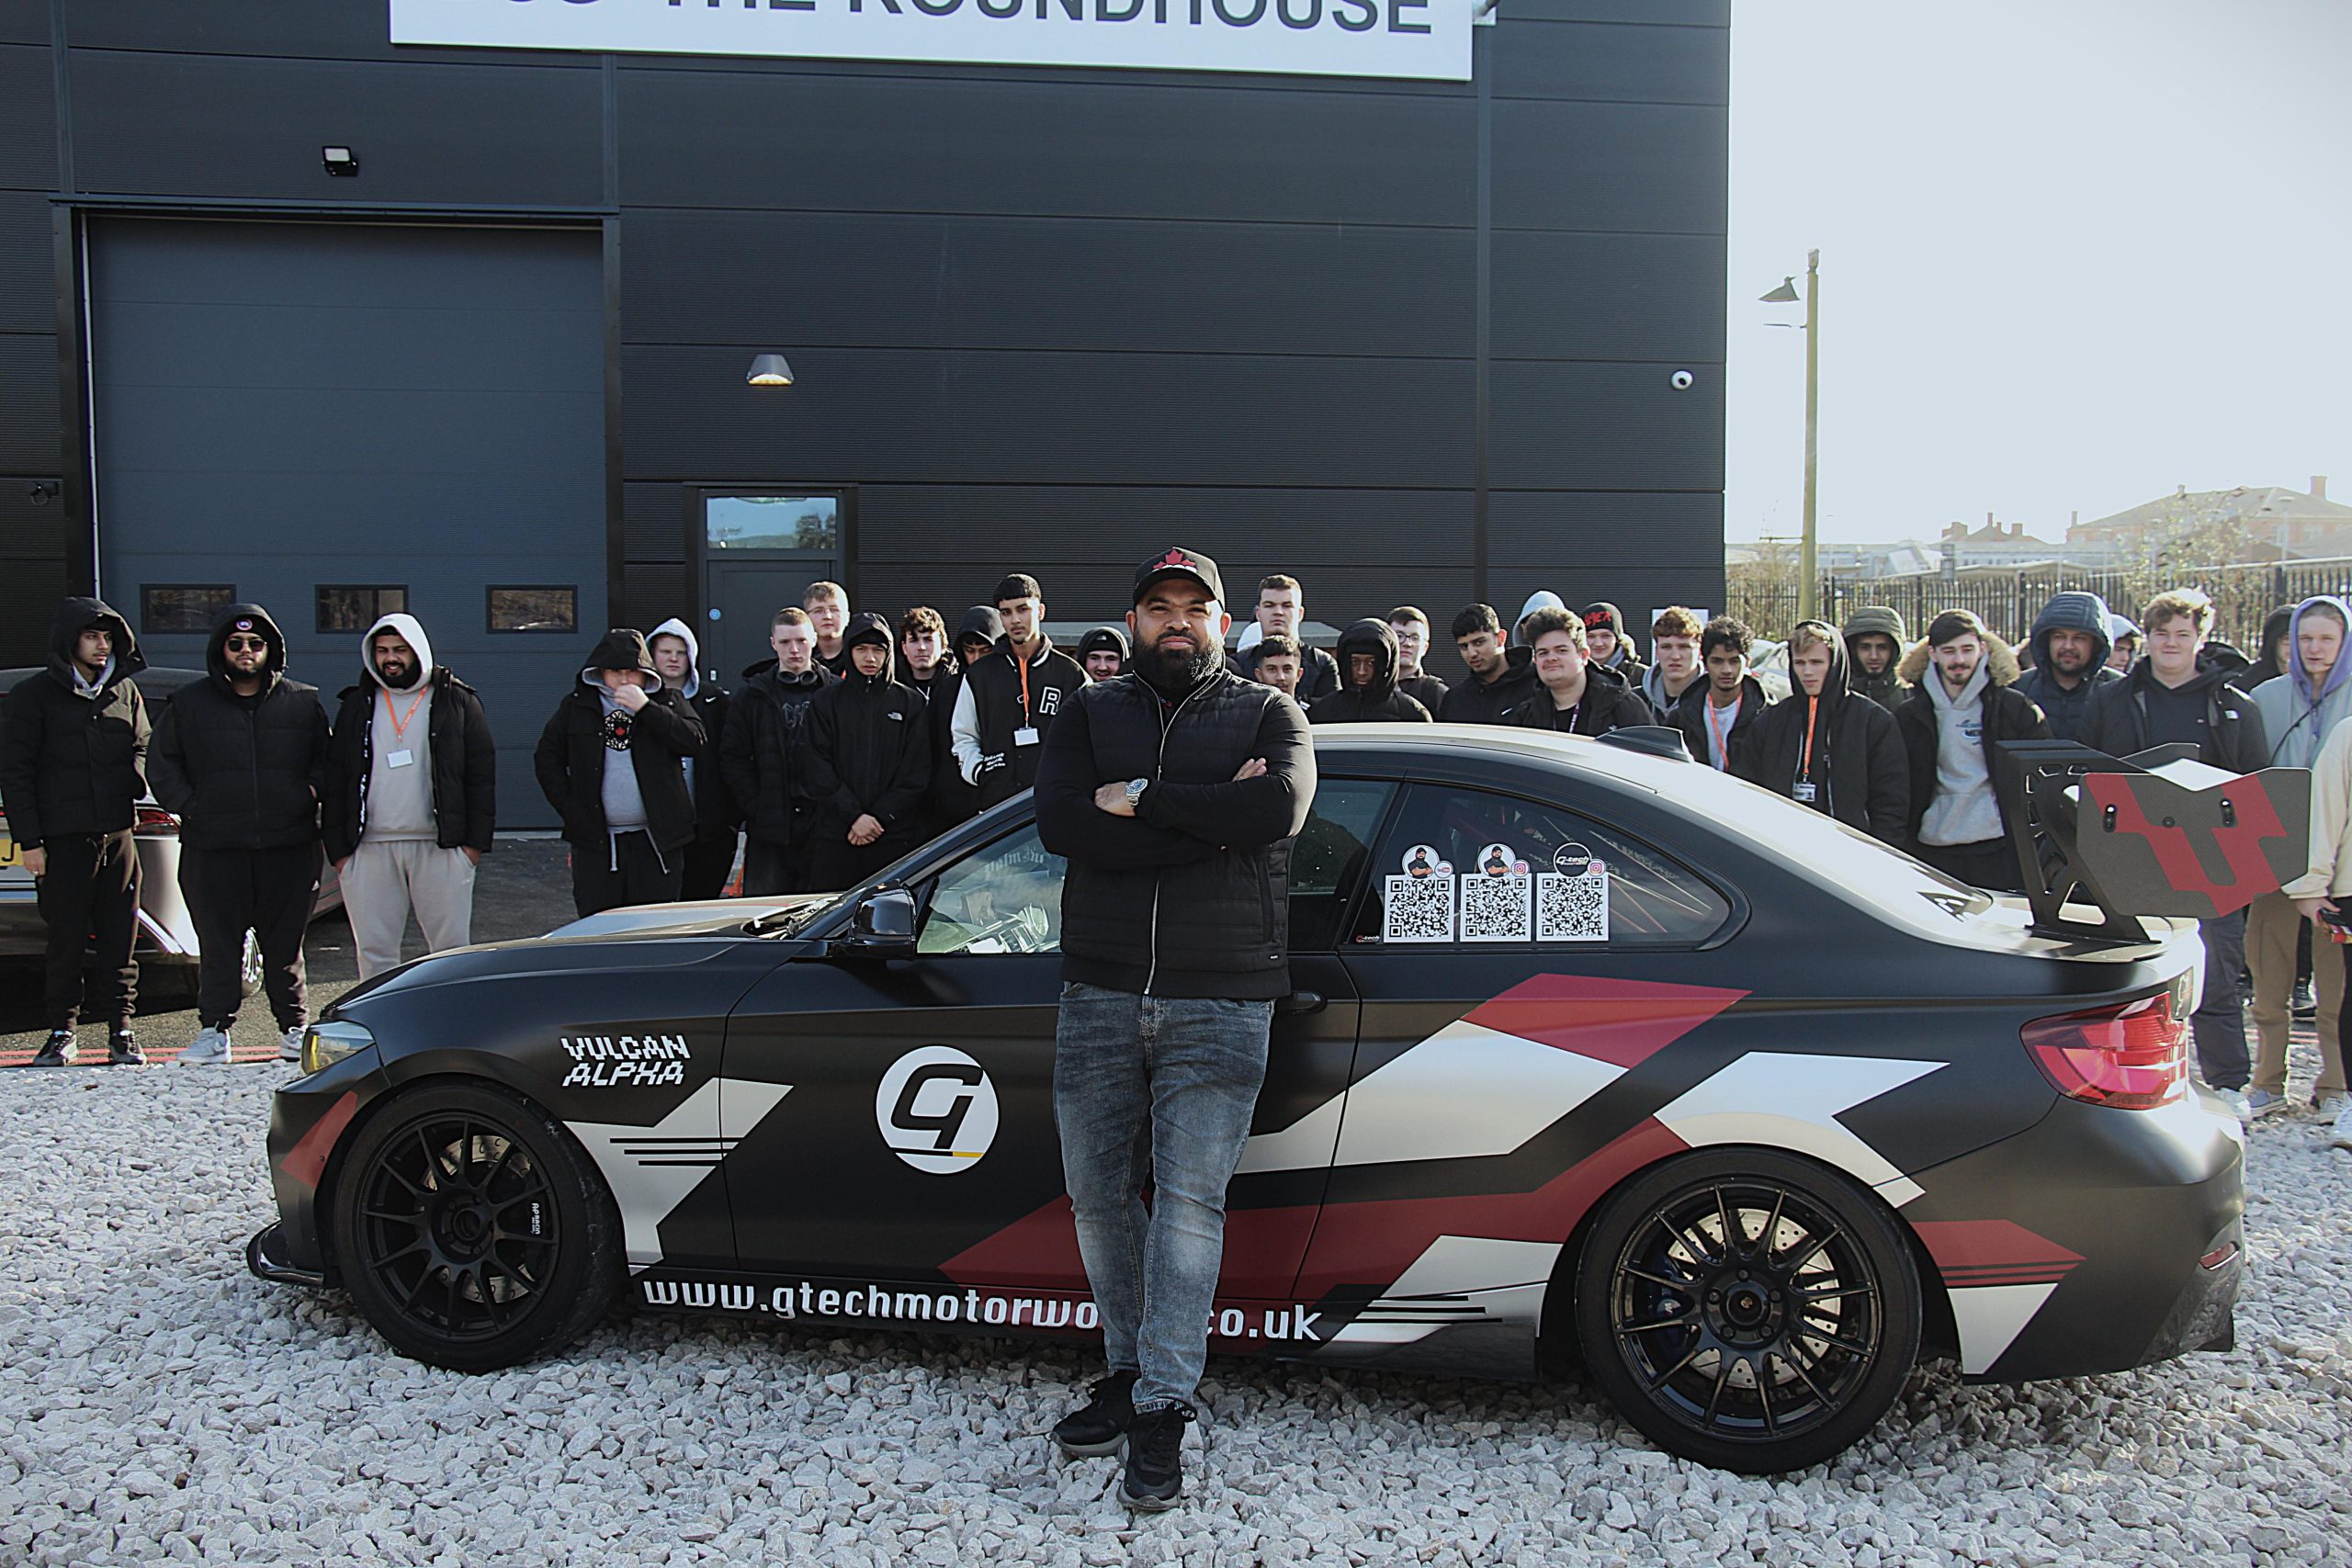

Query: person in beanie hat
[[0, 597, 149, 1065], [149, 604, 330, 1065], [950, 573, 1085, 811], [2013, 591, 2121, 742], [535, 628, 705, 918], [1840, 605, 1908, 713], [1078, 625, 1131, 682], [1894, 608, 2049, 891], [322, 613, 497, 979], [1306, 618, 1432, 724], [1581, 602, 1646, 683], [1035, 545, 1315, 1511], [798, 611, 932, 888], [648, 617, 736, 901]]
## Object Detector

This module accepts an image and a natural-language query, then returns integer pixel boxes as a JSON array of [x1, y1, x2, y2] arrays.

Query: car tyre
[[1573, 1148, 1920, 1474], [332, 1080, 623, 1372]]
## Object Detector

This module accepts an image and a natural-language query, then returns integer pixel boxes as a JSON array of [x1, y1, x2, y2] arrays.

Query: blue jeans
[[1053, 981, 1272, 1413], [2194, 909, 2250, 1091]]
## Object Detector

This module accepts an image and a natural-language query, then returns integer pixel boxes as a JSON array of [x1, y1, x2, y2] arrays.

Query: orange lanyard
[[1015, 649, 1034, 723], [1798, 697, 1820, 780], [1707, 695, 1736, 761], [381, 685, 426, 740]]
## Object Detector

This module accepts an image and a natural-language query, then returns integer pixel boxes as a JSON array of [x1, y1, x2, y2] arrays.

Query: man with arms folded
[[1034, 547, 1315, 1511]]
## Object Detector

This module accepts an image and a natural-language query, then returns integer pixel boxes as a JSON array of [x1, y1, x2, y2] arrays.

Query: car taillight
[[2022, 993, 2188, 1111], [135, 806, 179, 834]]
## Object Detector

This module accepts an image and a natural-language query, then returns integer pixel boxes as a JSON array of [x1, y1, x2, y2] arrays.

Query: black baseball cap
[[1133, 547, 1226, 608]]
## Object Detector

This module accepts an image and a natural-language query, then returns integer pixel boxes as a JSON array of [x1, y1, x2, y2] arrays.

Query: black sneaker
[[1052, 1370, 1137, 1458], [31, 1030, 75, 1067], [2293, 979, 2319, 1019], [1119, 1402, 1195, 1511], [107, 1028, 145, 1066]]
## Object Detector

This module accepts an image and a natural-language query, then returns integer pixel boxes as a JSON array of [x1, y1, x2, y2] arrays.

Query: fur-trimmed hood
[[1896, 629, 2022, 688]]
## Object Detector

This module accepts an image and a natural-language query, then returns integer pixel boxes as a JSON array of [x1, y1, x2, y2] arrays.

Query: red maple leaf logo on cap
[[1158, 549, 1191, 568]]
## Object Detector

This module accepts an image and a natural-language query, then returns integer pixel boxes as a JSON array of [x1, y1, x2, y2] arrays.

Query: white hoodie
[[360, 613, 437, 841]]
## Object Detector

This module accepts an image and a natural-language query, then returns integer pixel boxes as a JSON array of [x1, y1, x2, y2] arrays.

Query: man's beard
[[1139, 633, 1216, 694], [378, 660, 413, 687]]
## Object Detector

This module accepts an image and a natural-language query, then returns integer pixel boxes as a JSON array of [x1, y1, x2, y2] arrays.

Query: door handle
[[1275, 989, 1325, 1017]]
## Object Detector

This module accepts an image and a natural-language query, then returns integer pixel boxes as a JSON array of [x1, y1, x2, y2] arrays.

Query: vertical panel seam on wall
[[48, 0, 72, 192], [1473, 25, 1492, 606], [605, 216, 627, 630]]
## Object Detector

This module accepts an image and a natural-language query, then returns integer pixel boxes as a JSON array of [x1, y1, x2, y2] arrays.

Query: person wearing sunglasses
[[149, 604, 330, 1066]]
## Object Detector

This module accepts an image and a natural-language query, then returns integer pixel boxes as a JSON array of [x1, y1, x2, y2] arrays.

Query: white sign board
[[390, 0, 1475, 81]]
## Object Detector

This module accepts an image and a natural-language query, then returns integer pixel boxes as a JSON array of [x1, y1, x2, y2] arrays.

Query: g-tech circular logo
[[875, 1046, 1000, 1175]]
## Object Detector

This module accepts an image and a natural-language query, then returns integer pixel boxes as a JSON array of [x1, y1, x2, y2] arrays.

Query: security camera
[[1669, 369, 1695, 390]]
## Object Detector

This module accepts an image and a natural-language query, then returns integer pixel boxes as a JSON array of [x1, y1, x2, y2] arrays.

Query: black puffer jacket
[[1737, 630, 1909, 844], [1307, 619, 1433, 725], [1893, 632, 2051, 846], [1510, 660, 1656, 735], [720, 658, 833, 846], [1035, 667, 1316, 1000], [533, 629, 705, 852], [0, 597, 149, 847], [1437, 647, 1539, 726], [149, 604, 329, 851], [798, 614, 933, 848], [1841, 605, 1909, 713], [2012, 591, 2122, 743], [2082, 658, 2267, 774], [322, 668, 496, 863]]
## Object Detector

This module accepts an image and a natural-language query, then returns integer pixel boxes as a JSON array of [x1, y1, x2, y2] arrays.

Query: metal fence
[[1726, 558, 2352, 654]]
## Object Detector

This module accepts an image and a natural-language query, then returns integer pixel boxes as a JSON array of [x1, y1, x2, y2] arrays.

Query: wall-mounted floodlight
[[747, 354, 795, 387]]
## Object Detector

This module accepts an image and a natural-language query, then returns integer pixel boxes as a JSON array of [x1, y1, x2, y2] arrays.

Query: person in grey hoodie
[[2245, 595, 2352, 1115], [322, 613, 496, 979], [2013, 590, 2123, 742], [1894, 610, 2050, 890], [1840, 606, 1908, 713], [649, 616, 737, 900], [535, 628, 704, 917]]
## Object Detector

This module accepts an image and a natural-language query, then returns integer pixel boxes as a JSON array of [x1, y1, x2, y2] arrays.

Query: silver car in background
[[0, 665, 342, 998]]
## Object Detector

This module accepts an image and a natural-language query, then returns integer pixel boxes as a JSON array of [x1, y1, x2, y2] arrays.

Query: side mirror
[[835, 886, 918, 958]]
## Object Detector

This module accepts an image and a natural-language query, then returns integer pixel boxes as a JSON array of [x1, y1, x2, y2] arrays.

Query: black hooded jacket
[[1307, 619, 1434, 725], [2082, 656, 2267, 774], [1238, 638, 1340, 703], [1509, 660, 1655, 736], [533, 628, 705, 852], [149, 604, 330, 852], [1840, 606, 1909, 714], [323, 662, 496, 863], [721, 655, 834, 846], [1738, 626, 1910, 844], [0, 596, 149, 846], [1437, 646, 1541, 726], [1672, 675, 1770, 773], [2012, 591, 2123, 743], [798, 613, 933, 846]]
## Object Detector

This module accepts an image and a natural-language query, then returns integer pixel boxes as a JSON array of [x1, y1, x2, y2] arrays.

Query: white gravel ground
[[2, 1067, 2347, 1567]]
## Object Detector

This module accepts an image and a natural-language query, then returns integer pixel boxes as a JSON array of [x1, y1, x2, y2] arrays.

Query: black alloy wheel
[[333, 1081, 622, 1371], [1574, 1148, 1921, 1473]]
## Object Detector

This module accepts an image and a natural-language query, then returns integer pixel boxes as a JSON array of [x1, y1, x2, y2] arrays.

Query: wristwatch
[[1125, 777, 1150, 808]]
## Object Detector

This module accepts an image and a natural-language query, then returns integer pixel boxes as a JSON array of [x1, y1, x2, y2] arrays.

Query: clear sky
[[1724, 0, 2352, 546]]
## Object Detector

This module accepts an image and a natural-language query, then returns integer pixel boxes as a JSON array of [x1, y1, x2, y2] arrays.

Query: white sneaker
[[279, 1026, 305, 1064], [2212, 1088, 2252, 1123], [2316, 1094, 2350, 1121], [2333, 1100, 2352, 1152], [179, 1026, 232, 1066]]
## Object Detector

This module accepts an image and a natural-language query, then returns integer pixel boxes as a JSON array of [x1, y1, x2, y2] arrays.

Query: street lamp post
[[1760, 251, 1821, 623]]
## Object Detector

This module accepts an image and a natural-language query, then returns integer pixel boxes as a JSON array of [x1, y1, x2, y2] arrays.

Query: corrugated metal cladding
[[1, 0, 1726, 678]]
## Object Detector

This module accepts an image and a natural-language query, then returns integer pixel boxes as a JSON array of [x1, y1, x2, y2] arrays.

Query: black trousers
[[571, 830, 684, 918], [179, 843, 319, 1032], [1916, 838, 2020, 894], [680, 832, 738, 902], [741, 836, 810, 897], [36, 829, 141, 1031], [808, 832, 904, 893]]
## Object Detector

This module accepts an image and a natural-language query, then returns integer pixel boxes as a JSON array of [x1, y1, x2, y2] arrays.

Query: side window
[[917, 824, 1066, 955], [1286, 778, 1396, 951], [1352, 784, 1729, 949]]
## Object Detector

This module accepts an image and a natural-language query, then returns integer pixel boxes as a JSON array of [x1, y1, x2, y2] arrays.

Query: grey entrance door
[[87, 218, 605, 830], [705, 561, 838, 689], [697, 491, 844, 689]]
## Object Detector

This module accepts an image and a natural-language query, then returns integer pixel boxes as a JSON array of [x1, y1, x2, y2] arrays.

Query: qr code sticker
[[1384, 874, 1456, 943], [1461, 872, 1532, 942], [1537, 868, 1609, 942]]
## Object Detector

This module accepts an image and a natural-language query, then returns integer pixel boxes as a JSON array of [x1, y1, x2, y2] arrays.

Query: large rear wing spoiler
[[1992, 740, 2311, 945]]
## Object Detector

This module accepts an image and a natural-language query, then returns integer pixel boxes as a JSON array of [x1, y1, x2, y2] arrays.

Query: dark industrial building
[[0, 1, 1727, 825]]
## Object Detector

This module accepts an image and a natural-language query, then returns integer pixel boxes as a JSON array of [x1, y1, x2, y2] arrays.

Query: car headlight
[[300, 1019, 375, 1076]]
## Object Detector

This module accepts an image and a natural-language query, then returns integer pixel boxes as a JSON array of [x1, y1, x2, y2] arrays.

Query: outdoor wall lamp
[[322, 146, 359, 176], [747, 355, 795, 387]]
